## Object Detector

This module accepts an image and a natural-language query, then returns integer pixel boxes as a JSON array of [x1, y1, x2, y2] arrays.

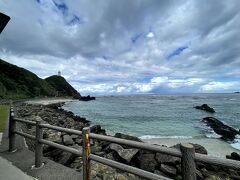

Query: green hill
[[45, 75, 81, 99], [0, 59, 81, 99]]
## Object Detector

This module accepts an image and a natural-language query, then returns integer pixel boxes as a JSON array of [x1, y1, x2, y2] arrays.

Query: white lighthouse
[[58, 71, 61, 76]]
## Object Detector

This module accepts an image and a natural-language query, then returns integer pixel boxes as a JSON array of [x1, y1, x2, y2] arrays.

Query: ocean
[[63, 93, 240, 157]]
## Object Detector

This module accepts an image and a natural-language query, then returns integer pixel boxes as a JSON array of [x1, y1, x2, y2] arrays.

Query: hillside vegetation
[[0, 105, 9, 132], [0, 59, 81, 99], [45, 75, 81, 99]]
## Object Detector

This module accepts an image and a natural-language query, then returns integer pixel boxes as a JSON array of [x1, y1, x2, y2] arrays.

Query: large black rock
[[202, 117, 239, 141], [79, 95, 96, 101], [226, 152, 240, 161], [195, 104, 215, 113]]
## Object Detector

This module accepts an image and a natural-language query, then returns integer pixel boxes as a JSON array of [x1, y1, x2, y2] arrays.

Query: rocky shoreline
[[16, 102, 240, 180]]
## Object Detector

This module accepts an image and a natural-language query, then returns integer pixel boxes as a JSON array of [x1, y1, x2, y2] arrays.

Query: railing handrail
[[9, 115, 240, 180], [14, 117, 240, 170]]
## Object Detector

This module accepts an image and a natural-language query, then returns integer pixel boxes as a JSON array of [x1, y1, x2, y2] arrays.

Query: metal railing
[[8, 107, 240, 180]]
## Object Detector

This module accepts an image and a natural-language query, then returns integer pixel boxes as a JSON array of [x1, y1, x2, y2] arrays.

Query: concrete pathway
[[0, 108, 82, 180], [0, 156, 36, 180]]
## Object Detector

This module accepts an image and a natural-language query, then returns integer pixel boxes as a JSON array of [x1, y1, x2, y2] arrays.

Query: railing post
[[8, 107, 13, 138], [35, 119, 43, 168], [180, 143, 196, 180], [9, 108, 16, 152], [82, 127, 91, 180]]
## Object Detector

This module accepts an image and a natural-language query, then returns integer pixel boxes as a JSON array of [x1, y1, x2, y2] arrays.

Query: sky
[[0, 0, 240, 95]]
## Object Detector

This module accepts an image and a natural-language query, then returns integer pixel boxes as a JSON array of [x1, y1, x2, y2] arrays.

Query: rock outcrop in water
[[202, 117, 239, 141], [226, 152, 240, 161], [195, 104, 215, 113], [79, 95, 96, 101], [16, 103, 240, 180]]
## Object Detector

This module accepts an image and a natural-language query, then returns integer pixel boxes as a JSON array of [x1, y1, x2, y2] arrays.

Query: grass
[[0, 105, 9, 132]]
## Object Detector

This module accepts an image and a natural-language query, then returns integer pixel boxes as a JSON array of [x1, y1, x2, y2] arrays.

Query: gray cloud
[[0, 0, 240, 95]]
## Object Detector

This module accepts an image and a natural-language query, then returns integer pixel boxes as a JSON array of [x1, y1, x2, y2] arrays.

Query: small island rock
[[195, 104, 215, 113]]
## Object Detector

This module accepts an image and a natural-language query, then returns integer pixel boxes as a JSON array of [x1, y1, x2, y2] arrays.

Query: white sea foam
[[231, 135, 240, 150], [139, 135, 193, 140], [231, 142, 240, 150], [205, 132, 221, 139]]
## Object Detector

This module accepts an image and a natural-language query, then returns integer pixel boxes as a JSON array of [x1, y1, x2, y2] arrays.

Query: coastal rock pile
[[202, 117, 240, 141], [16, 103, 240, 180], [194, 104, 215, 113]]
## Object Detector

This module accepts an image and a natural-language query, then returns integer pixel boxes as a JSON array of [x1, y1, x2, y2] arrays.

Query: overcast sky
[[0, 0, 240, 95]]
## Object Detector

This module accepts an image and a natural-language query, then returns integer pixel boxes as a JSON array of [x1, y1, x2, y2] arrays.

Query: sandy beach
[[143, 137, 240, 158]]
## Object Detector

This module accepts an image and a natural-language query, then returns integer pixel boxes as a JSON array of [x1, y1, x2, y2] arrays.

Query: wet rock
[[108, 143, 139, 163], [63, 135, 74, 145], [160, 164, 177, 177], [202, 117, 239, 141], [226, 152, 240, 161], [195, 104, 215, 113]]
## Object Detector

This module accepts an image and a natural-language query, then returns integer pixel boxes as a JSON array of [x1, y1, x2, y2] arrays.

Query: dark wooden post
[[82, 127, 91, 180], [9, 109, 16, 152], [35, 119, 43, 168], [8, 107, 14, 138], [180, 143, 196, 180]]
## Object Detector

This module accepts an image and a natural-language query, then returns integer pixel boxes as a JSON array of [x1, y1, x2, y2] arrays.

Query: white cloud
[[201, 81, 240, 92], [0, 0, 240, 95]]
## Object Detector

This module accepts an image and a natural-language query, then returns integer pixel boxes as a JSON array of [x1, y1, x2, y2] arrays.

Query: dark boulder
[[171, 143, 207, 155], [62, 135, 74, 146], [202, 117, 239, 141], [195, 104, 215, 113], [58, 144, 82, 165], [108, 143, 139, 163], [160, 164, 177, 177], [90, 125, 106, 135], [226, 152, 240, 161], [155, 153, 180, 165], [73, 115, 90, 124], [137, 151, 158, 172]]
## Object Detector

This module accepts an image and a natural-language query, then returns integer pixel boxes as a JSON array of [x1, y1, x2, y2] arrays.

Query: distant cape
[[0, 59, 81, 99]]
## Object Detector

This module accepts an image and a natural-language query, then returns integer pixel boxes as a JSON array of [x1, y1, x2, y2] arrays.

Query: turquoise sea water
[[63, 93, 240, 150]]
